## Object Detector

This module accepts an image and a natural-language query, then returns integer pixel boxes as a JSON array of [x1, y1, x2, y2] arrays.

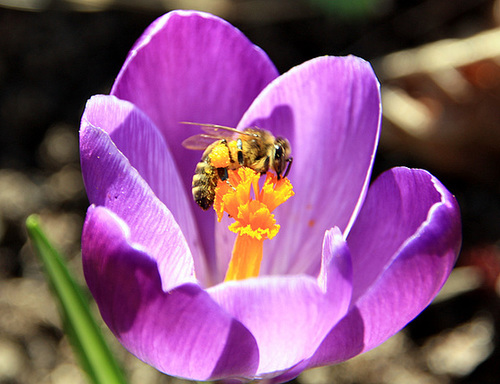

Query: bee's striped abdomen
[[192, 160, 218, 210]]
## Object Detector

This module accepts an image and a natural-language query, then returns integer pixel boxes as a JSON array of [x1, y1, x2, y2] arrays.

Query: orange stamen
[[213, 168, 294, 281]]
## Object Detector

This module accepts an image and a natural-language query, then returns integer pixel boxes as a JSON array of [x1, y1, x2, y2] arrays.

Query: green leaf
[[26, 214, 128, 384]]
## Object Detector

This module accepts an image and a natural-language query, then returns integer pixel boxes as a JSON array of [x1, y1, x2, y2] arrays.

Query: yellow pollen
[[213, 167, 294, 281], [209, 143, 231, 168]]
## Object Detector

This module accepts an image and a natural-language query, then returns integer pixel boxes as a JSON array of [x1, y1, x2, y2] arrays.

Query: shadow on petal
[[82, 206, 260, 380], [271, 308, 365, 383], [310, 307, 365, 365]]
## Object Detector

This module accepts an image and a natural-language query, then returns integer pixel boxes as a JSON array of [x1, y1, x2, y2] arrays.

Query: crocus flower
[[79, 10, 461, 383]]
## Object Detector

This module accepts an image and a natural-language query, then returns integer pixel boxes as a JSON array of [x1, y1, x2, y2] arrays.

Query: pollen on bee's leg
[[209, 143, 231, 168], [212, 168, 294, 282]]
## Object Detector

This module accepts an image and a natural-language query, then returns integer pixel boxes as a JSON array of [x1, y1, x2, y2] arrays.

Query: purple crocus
[[79, 10, 461, 383]]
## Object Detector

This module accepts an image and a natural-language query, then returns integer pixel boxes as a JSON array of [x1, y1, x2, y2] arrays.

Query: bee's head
[[273, 137, 292, 179]]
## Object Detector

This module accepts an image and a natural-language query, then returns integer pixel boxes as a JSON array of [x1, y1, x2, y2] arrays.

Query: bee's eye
[[274, 144, 283, 159]]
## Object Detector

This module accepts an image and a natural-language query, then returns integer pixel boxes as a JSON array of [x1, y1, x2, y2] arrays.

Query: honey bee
[[182, 122, 293, 210]]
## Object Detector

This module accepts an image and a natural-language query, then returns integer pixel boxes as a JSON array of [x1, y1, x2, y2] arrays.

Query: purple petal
[[307, 167, 461, 368], [82, 206, 259, 380], [348, 167, 460, 302], [110, 10, 278, 268], [81, 95, 211, 285], [208, 227, 352, 375], [80, 123, 195, 290], [318, 227, 352, 309], [236, 56, 381, 277]]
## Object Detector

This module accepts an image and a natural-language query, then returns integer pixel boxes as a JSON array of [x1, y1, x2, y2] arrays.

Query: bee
[[182, 122, 293, 210]]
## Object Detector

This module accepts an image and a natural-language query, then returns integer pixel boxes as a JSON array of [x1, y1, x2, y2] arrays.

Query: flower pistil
[[214, 167, 294, 281]]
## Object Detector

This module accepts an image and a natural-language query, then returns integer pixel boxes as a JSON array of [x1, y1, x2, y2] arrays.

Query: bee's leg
[[219, 139, 239, 165], [236, 138, 244, 165], [217, 167, 236, 191], [263, 157, 270, 173], [217, 167, 228, 181]]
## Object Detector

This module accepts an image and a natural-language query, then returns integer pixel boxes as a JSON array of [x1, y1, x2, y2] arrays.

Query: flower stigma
[[213, 167, 294, 281]]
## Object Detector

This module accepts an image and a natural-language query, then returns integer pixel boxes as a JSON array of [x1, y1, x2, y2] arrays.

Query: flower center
[[213, 167, 294, 281]]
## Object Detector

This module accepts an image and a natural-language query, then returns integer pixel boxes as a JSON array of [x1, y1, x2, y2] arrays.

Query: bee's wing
[[181, 122, 257, 140], [182, 134, 221, 150]]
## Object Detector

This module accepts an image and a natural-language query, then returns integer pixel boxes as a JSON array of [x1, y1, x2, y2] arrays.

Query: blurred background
[[1, 0, 500, 383]]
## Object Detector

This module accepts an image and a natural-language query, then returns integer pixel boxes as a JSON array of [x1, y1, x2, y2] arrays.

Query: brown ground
[[1, 1, 499, 383]]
